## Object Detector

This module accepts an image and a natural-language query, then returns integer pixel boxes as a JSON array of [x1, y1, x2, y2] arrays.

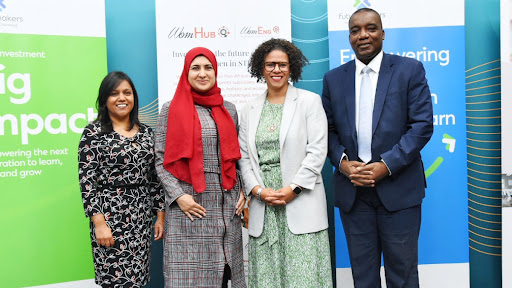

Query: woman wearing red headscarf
[[155, 47, 246, 288]]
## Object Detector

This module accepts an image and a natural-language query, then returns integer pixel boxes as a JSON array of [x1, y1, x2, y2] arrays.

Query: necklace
[[265, 96, 282, 133]]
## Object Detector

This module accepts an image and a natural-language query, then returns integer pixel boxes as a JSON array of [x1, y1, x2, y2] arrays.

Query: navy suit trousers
[[339, 188, 421, 288]]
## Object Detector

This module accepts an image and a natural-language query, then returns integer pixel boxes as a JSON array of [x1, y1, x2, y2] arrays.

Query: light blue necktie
[[358, 66, 373, 163]]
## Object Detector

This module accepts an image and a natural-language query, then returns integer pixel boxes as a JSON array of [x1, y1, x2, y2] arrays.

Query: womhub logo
[[218, 26, 230, 38], [0, 0, 6, 12]]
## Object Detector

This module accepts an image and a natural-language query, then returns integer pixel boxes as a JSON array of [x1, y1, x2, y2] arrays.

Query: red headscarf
[[163, 47, 241, 193]]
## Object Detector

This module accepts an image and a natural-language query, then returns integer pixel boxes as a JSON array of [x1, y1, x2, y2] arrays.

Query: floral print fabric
[[78, 122, 164, 288], [248, 100, 333, 288]]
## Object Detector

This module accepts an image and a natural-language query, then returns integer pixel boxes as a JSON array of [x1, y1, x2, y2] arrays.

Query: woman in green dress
[[238, 38, 333, 287]]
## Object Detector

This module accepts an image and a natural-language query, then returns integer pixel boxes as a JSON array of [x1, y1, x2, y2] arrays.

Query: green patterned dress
[[248, 99, 333, 288]]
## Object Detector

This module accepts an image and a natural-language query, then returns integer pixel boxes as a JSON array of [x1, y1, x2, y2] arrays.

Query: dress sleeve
[[147, 126, 165, 213], [155, 102, 186, 205], [78, 123, 102, 218]]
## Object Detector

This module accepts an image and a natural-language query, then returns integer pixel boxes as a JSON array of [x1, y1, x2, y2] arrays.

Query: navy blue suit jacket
[[322, 53, 434, 213]]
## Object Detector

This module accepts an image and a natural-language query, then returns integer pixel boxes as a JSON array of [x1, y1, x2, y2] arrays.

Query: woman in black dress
[[78, 71, 165, 288]]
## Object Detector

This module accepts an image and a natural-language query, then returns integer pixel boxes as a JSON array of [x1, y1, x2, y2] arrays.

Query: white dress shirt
[[339, 51, 391, 175], [354, 50, 383, 134]]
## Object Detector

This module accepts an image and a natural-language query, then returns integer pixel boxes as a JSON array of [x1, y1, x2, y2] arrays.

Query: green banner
[[0, 33, 106, 287]]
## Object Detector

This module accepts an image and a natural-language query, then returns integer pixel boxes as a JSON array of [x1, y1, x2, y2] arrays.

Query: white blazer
[[238, 85, 329, 237]]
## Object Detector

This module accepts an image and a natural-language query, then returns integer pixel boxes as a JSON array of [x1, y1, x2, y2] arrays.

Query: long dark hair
[[95, 71, 140, 133]]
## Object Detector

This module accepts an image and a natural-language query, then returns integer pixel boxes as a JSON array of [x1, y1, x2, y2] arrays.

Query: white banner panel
[[501, 0, 512, 175], [0, 0, 105, 37], [155, 1, 291, 284], [155, 0, 291, 109]]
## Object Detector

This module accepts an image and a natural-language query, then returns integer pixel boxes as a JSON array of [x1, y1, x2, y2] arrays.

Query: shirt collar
[[355, 50, 384, 75]]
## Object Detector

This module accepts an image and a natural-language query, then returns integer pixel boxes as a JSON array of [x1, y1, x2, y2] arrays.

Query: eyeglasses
[[264, 62, 289, 72]]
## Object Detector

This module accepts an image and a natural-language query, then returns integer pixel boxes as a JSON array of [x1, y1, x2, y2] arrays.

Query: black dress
[[78, 122, 164, 288]]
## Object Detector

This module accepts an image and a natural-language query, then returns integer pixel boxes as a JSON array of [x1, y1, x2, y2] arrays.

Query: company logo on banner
[[0, 0, 24, 28], [166, 25, 281, 40], [335, 4, 386, 28], [218, 26, 230, 37], [239, 25, 281, 38], [0, 1, 104, 37], [329, 1, 462, 32], [168, 26, 231, 39], [354, 0, 371, 9]]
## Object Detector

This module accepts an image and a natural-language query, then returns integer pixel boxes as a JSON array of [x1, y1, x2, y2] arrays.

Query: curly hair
[[248, 38, 308, 83]]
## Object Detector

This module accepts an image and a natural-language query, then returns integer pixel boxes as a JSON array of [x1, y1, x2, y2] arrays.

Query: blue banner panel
[[329, 26, 469, 268]]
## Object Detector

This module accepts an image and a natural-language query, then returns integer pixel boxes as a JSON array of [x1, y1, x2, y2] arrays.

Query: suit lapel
[[343, 62, 357, 146], [373, 54, 393, 134], [280, 85, 298, 151], [248, 92, 266, 162]]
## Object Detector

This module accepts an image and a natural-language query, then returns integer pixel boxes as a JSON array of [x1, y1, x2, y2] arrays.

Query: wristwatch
[[290, 184, 303, 195], [256, 187, 263, 202]]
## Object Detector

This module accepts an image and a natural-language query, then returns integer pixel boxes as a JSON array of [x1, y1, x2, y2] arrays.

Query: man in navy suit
[[322, 8, 433, 288]]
